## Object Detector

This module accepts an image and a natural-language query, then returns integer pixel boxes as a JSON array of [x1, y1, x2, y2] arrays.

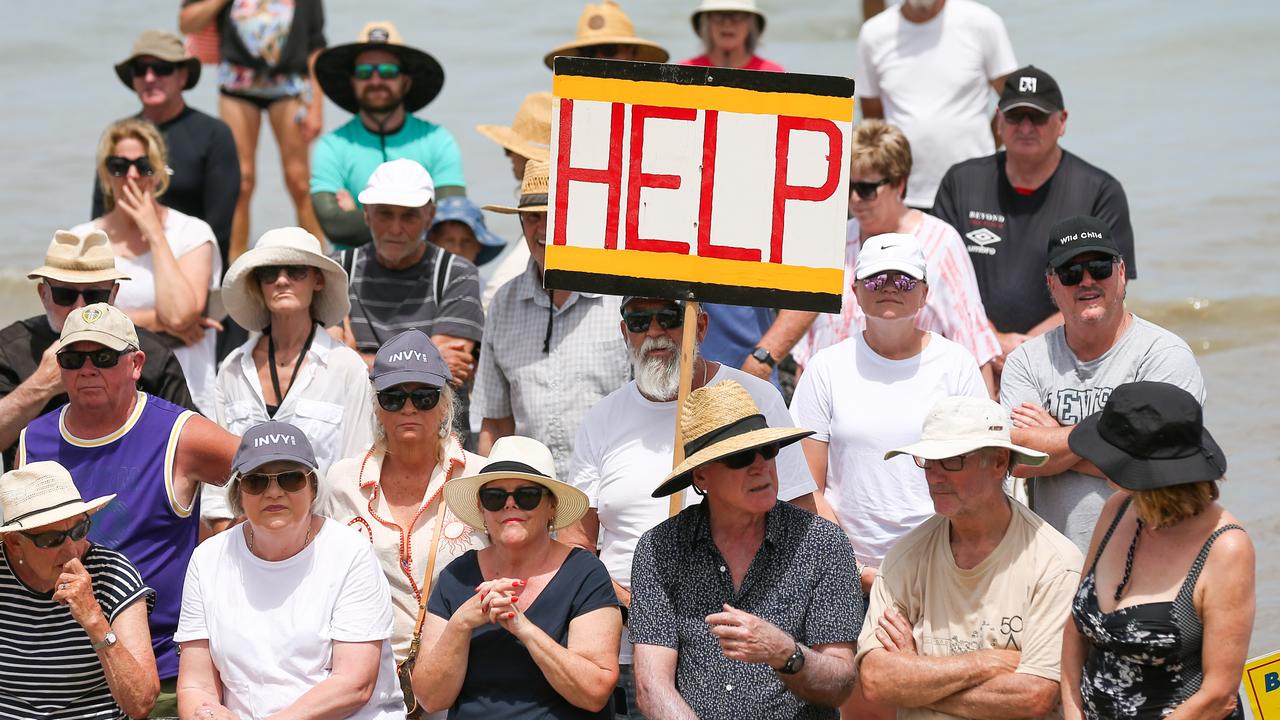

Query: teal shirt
[[310, 115, 465, 199]]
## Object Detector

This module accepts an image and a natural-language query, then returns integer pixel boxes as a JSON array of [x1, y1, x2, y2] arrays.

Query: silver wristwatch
[[92, 629, 118, 652]]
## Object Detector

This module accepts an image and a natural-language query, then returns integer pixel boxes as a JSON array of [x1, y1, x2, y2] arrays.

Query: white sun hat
[[221, 227, 351, 332]]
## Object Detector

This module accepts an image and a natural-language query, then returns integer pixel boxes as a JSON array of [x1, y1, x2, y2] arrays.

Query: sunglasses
[[850, 178, 892, 201], [1003, 109, 1051, 126], [252, 265, 312, 284], [47, 285, 112, 307], [1053, 258, 1117, 286], [478, 486, 550, 512], [913, 452, 977, 472], [105, 156, 155, 177], [21, 516, 91, 549], [376, 387, 442, 412], [860, 272, 920, 293], [353, 63, 402, 80], [239, 469, 314, 496], [580, 44, 622, 58], [57, 348, 130, 370], [132, 60, 177, 78], [719, 443, 780, 470], [622, 308, 683, 334]]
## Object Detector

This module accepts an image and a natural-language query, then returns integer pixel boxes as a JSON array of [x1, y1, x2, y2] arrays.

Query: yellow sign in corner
[[1244, 650, 1280, 718]]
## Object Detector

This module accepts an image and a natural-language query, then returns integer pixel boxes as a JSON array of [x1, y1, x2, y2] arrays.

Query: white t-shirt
[[174, 519, 404, 719], [855, 0, 1018, 207], [790, 332, 984, 566], [568, 364, 817, 662], [73, 210, 222, 416]]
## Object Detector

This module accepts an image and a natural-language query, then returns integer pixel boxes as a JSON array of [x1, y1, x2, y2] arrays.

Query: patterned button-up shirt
[[629, 500, 862, 720]]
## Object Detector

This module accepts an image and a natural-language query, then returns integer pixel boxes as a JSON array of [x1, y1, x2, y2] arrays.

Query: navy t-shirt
[[427, 547, 619, 719], [700, 303, 778, 386]]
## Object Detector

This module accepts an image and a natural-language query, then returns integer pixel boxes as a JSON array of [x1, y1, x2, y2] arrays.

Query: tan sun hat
[[29, 229, 131, 284], [221, 227, 352, 332], [654, 381, 814, 498], [544, 0, 670, 69], [884, 396, 1048, 467], [0, 461, 115, 533], [691, 0, 767, 33], [57, 303, 139, 352], [444, 436, 589, 531], [483, 159, 550, 214], [475, 92, 553, 163]]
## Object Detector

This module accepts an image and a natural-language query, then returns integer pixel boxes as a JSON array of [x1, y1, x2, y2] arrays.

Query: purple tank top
[[19, 392, 196, 679]]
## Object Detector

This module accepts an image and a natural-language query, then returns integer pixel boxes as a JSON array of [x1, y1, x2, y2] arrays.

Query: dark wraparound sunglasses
[[57, 348, 131, 370], [132, 60, 177, 78], [376, 387, 442, 412], [719, 444, 780, 470], [47, 286, 112, 307], [850, 178, 892, 201], [1003, 109, 1051, 126], [623, 308, 682, 333], [22, 516, 91, 549], [1054, 258, 1117, 286], [105, 156, 155, 177], [253, 265, 312, 284], [479, 486, 550, 512], [239, 469, 314, 495], [353, 63, 402, 80]]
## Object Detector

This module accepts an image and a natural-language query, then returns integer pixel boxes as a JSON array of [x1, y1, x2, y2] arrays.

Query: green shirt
[[310, 114, 465, 199]]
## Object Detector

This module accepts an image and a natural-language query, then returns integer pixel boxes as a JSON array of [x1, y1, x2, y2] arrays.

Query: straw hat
[[28, 229, 131, 284], [0, 461, 114, 533], [691, 0, 767, 33], [315, 21, 445, 114], [483, 159, 550, 214], [653, 381, 813, 498], [884, 396, 1048, 467], [221, 227, 351, 332], [114, 29, 201, 91], [445, 436, 590, 531], [475, 92, 553, 163], [544, 1, 670, 69]]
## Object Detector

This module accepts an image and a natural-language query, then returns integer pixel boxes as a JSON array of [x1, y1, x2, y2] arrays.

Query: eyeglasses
[[1053, 258, 1117, 286], [376, 387, 442, 412], [860, 272, 920, 293], [478, 486, 550, 512], [47, 285, 113, 307], [252, 265, 312, 284], [238, 469, 314, 495], [132, 60, 177, 78], [57, 348, 131, 370], [353, 63, 402, 80], [850, 178, 892, 201], [913, 452, 978, 471], [1003, 109, 1051, 126], [105, 156, 155, 177], [719, 444, 780, 470], [622, 308, 683, 333], [21, 516, 91, 549]]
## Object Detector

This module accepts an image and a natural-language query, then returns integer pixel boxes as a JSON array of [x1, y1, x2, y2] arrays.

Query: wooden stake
[[668, 300, 700, 517]]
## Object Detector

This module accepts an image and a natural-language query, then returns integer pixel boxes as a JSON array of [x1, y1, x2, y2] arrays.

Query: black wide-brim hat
[[1068, 381, 1226, 492], [315, 21, 444, 114]]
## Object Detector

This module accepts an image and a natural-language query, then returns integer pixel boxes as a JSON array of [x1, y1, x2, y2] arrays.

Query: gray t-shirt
[[1000, 314, 1205, 551]]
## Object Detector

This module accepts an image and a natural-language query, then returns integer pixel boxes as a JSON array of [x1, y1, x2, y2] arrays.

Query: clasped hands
[[456, 578, 530, 638]]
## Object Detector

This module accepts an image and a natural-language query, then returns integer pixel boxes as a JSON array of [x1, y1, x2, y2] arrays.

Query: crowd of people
[[0, 1, 1255, 719]]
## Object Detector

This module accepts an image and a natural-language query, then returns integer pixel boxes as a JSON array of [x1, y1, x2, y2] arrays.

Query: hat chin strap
[[5, 498, 83, 528]]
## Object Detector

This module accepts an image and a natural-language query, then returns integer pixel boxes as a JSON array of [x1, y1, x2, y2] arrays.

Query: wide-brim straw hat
[[444, 436, 589, 531], [316, 21, 445, 114], [691, 0, 767, 33], [114, 29, 201, 91], [221, 227, 351, 331], [0, 461, 115, 534], [484, 159, 550, 214], [884, 396, 1047, 467], [475, 91, 553, 162], [29, 229, 131, 284], [544, 1, 670, 69], [654, 381, 813, 498]]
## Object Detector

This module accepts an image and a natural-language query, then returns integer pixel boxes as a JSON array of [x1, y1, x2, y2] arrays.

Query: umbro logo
[[966, 228, 1002, 246]]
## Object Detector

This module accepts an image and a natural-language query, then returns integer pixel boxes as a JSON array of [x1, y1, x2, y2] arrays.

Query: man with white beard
[[561, 295, 828, 718]]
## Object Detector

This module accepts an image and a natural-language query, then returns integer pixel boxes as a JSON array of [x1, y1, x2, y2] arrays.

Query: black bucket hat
[[315, 21, 444, 114]]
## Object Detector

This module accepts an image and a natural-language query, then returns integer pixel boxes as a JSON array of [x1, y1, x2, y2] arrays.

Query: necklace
[[247, 518, 315, 559]]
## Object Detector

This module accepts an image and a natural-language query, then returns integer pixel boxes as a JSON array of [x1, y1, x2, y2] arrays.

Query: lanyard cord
[[267, 323, 317, 413]]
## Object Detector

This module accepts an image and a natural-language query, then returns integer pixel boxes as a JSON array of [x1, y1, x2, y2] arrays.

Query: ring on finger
[[58, 583, 67, 590]]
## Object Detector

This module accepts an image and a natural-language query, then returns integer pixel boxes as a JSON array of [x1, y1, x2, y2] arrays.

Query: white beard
[[903, 0, 937, 10], [631, 336, 683, 401]]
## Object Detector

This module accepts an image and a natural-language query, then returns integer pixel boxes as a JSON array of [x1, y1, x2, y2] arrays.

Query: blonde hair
[[96, 118, 170, 211], [372, 382, 460, 456], [851, 120, 913, 200], [1133, 480, 1220, 529]]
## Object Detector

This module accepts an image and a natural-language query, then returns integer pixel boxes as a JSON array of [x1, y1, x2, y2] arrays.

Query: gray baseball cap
[[231, 421, 318, 475], [370, 329, 452, 391]]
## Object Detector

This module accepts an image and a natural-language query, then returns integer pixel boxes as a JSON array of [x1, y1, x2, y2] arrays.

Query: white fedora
[[444, 436, 589, 531], [221, 227, 351, 332], [0, 461, 115, 533]]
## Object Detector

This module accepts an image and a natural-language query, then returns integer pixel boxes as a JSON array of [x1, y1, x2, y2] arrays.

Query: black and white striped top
[[0, 544, 154, 720]]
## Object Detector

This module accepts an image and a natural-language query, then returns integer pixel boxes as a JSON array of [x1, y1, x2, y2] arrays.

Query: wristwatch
[[777, 642, 806, 675], [750, 347, 777, 368], [92, 629, 118, 652]]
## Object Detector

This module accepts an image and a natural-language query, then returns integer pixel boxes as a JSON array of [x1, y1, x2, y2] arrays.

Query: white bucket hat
[[444, 436, 589, 531], [358, 159, 436, 208], [0, 461, 115, 533], [884, 396, 1047, 467], [221, 227, 352, 332]]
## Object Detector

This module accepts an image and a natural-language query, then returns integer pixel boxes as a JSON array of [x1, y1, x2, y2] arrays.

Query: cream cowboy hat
[[691, 0, 767, 33], [544, 0, 670, 69], [475, 91, 553, 163], [444, 436, 589, 531], [0, 461, 114, 533], [653, 381, 813, 498], [483, 159, 550, 214], [29, 229, 131, 284], [221, 227, 351, 332]]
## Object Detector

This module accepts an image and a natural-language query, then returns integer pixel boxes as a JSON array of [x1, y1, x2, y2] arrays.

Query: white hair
[[630, 336, 684, 401]]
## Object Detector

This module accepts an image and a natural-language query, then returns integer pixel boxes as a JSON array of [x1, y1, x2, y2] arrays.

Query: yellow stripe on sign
[[546, 245, 844, 295], [553, 75, 853, 122]]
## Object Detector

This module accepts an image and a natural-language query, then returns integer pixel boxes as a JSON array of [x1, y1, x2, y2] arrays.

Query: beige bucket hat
[[115, 29, 202, 91], [221, 227, 352, 332], [544, 0, 670, 69], [884, 396, 1048, 466], [476, 92, 554, 163], [483, 159, 550, 214], [57, 303, 140, 352], [445, 436, 590, 531], [691, 0, 767, 33], [0, 461, 115, 533], [29, 229, 131, 284]]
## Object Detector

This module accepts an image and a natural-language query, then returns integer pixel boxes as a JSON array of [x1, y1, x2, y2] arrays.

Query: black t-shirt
[[933, 149, 1136, 334], [427, 547, 620, 720]]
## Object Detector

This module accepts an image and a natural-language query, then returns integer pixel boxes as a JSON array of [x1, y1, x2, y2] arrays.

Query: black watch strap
[[778, 642, 805, 674], [751, 346, 777, 368]]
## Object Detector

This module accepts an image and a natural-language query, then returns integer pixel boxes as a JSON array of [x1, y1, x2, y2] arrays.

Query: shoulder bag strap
[[404, 496, 450, 663]]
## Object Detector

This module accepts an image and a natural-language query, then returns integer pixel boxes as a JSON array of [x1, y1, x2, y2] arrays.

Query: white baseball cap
[[854, 233, 928, 281], [358, 158, 435, 208]]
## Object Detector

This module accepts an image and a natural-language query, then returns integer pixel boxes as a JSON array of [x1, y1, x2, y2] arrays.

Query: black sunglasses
[[132, 60, 177, 78], [1003, 109, 1051, 126], [623, 308, 683, 334], [57, 348, 130, 370], [105, 156, 155, 177], [239, 469, 314, 496], [21, 516, 91, 549], [1053, 258, 1117, 286], [478, 486, 550, 512], [850, 178, 892, 201], [376, 387, 442, 412], [253, 265, 312, 284], [580, 44, 622, 58], [719, 444, 780, 470], [353, 63, 402, 80], [47, 285, 113, 307]]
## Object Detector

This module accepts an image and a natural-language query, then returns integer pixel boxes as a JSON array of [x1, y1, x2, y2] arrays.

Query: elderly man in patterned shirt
[[629, 380, 860, 720]]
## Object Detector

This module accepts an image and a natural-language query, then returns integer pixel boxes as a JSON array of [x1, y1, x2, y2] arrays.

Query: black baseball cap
[[232, 421, 318, 475], [1046, 215, 1122, 269], [999, 65, 1064, 114], [620, 296, 685, 315]]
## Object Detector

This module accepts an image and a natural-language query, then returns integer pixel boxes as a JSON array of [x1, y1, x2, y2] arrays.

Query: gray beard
[[631, 337, 683, 401]]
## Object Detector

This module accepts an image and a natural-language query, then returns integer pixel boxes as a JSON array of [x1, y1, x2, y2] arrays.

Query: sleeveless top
[[18, 392, 197, 680], [1070, 496, 1245, 719]]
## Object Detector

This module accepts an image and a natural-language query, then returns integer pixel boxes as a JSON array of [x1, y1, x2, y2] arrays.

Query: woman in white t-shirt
[[75, 118, 221, 415], [176, 420, 404, 720]]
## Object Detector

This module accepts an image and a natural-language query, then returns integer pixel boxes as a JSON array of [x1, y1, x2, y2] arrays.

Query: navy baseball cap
[[999, 65, 1064, 114], [1046, 215, 1122, 269], [370, 329, 452, 391], [232, 421, 317, 475]]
